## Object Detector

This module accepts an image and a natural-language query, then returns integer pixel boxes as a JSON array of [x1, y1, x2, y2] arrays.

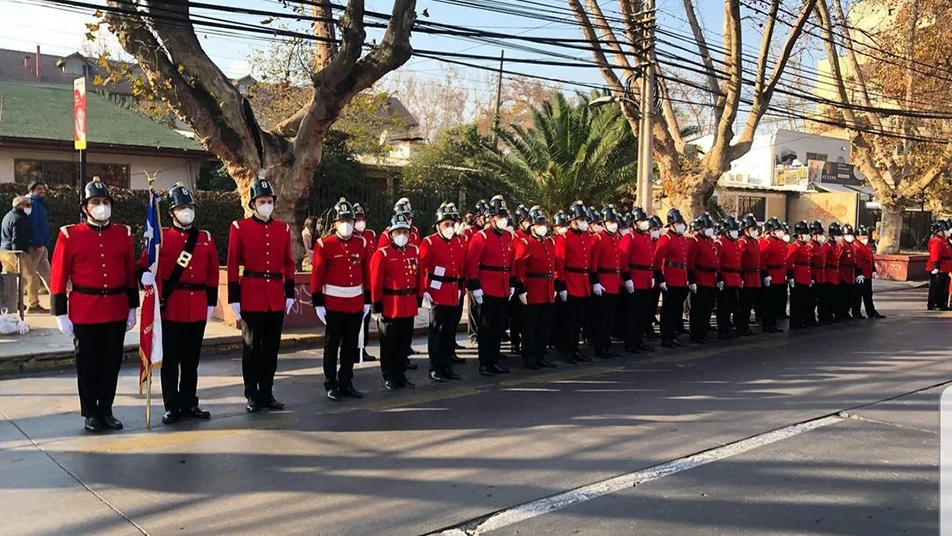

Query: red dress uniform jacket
[[590, 231, 624, 294], [310, 233, 371, 314], [855, 241, 875, 279], [50, 222, 139, 324], [370, 244, 421, 319], [419, 233, 466, 307], [811, 241, 827, 284], [465, 228, 515, 298], [824, 242, 839, 283], [928, 235, 952, 272], [227, 217, 295, 313], [737, 236, 762, 289], [837, 241, 859, 283], [556, 228, 594, 297], [514, 234, 559, 304], [716, 237, 742, 287], [653, 232, 690, 287], [625, 231, 655, 290], [377, 226, 421, 250], [760, 237, 787, 286], [356, 228, 377, 258], [785, 241, 814, 286], [688, 236, 720, 287], [138, 226, 220, 323]]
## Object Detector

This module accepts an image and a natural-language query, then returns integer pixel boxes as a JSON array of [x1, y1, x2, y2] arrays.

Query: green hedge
[[0, 184, 243, 261]]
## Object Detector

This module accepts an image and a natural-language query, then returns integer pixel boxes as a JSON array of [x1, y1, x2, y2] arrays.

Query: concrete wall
[[0, 146, 205, 190]]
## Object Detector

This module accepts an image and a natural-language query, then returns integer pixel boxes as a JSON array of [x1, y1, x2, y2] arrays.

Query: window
[[14, 159, 130, 189], [806, 152, 828, 163], [737, 196, 766, 221]]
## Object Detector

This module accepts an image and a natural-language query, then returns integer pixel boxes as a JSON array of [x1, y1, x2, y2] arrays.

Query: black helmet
[[619, 213, 632, 229], [809, 220, 824, 235], [553, 210, 569, 227], [391, 211, 411, 231], [435, 202, 455, 224], [740, 213, 759, 231], [857, 225, 871, 236], [841, 223, 855, 235], [528, 205, 547, 225], [333, 197, 356, 221], [781, 222, 790, 234], [631, 206, 648, 222], [353, 203, 367, 219], [666, 208, 685, 226], [689, 218, 701, 233], [166, 182, 195, 210], [568, 201, 587, 220], [933, 220, 950, 234], [393, 197, 414, 218], [601, 205, 620, 223], [474, 199, 489, 218], [445, 202, 461, 221], [828, 222, 843, 236], [514, 204, 530, 223], [82, 178, 112, 204], [585, 206, 599, 224], [793, 220, 810, 235], [249, 178, 276, 206], [648, 215, 663, 229], [488, 195, 510, 218], [718, 216, 739, 234], [696, 212, 714, 229], [763, 217, 782, 232]]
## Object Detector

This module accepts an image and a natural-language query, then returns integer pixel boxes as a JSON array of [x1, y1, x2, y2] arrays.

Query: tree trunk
[[665, 172, 715, 220], [877, 202, 905, 255]]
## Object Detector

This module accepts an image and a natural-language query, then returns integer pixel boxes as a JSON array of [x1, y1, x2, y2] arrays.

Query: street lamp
[[588, 95, 639, 108]]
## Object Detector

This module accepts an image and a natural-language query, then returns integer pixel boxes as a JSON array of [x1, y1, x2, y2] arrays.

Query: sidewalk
[[0, 279, 926, 375]]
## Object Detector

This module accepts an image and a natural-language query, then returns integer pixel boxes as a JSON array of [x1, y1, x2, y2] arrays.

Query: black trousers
[[452, 299, 465, 351], [467, 291, 481, 342], [161, 320, 206, 411], [761, 285, 781, 330], [625, 289, 650, 347], [362, 313, 372, 356], [558, 295, 588, 354], [834, 283, 854, 320], [322, 310, 362, 391], [860, 279, 878, 316], [522, 303, 554, 365], [378, 316, 412, 381], [509, 295, 524, 351], [550, 296, 566, 347], [241, 311, 284, 400], [928, 273, 949, 309], [807, 282, 819, 326], [736, 287, 757, 334], [716, 286, 740, 335], [776, 284, 789, 317], [850, 280, 864, 318], [646, 287, 662, 334], [476, 295, 508, 367], [613, 291, 628, 340], [689, 286, 717, 340], [74, 321, 126, 419], [428, 304, 458, 373], [789, 284, 811, 329], [590, 293, 618, 355], [818, 283, 836, 322], [660, 286, 689, 342]]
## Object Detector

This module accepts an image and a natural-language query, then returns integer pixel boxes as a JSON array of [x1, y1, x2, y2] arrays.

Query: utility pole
[[492, 50, 505, 144], [637, 1, 657, 214]]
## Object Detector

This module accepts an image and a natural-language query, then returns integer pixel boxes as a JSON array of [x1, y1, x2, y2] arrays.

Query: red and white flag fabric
[[139, 191, 163, 387]]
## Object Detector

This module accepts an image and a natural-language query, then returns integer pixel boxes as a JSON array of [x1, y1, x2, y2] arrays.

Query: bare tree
[[101, 0, 417, 259], [566, 0, 817, 216]]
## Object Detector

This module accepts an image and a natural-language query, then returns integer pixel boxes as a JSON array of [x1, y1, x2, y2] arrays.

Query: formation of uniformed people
[[53, 180, 905, 433]]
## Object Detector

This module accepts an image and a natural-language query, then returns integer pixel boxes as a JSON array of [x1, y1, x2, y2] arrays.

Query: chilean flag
[[139, 192, 163, 387]]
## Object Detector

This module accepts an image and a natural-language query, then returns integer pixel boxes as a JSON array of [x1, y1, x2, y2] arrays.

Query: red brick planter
[[873, 254, 929, 282]]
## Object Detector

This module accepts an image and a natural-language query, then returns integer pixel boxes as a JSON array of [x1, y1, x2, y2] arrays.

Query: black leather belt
[[721, 268, 740, 273], [795, 262, 810, 267], [526, 272, 554, 279], [244, 271, 284, 280], [597, 269, 621, 275], [694, 266, 717, 273], [664, 261, 686, 270], [564, 266, 589, 274], [766, 264, 784, 269], [630, 264, 652, 271], [742, 268, 760, 273], [72, 285, 126, 296], [164, 281, 206, 291], [478, 264, 509, 272], [428, 273, 458, 282], [384, 288, 417, 296]]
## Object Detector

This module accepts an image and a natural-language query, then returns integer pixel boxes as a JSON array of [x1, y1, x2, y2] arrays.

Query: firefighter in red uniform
[[139, 184, 219, 424], [581, 206, 601, 345], [549, 210, 570, 350], [310, 198, 371, 401], [466, 200, 490, 344], [612, 214, 633, 342], [855, 226, 885, 319], [824, 223, 843, 322], [555, 201, 594, 363], [354, 203, 379, 363], [645, 215, 664, 337], [654, 208, 690, 348], [51, 179, 138, 433], [927, 220, 951, 310], [808, 221, 826, 326], [836, 224, 861, 320], [785, 221, 814, 330], [513, 206, 559, 370], [508, 205, 532, 356], [715, 216, 742, 339], [759, 218, 786, 333], [370, 212, 421, 391], [589, 205, 624, 358], [624, 207, 656, 352], [377, 198, 421, 250], [687, 213, 719, 344], [736, 214, 762, 336], [466, 195, 515, 377], [420, 203, 466, 382], [227, 178, 296, 413]]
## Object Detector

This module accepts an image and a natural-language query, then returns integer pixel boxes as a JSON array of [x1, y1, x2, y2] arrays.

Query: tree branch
[[310, 0, 339, 72], [681, 0, 721, 105], [585, 0, 635, 77], [706, 0, 743, 170]]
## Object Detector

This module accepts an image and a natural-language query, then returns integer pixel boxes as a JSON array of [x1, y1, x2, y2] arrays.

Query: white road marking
[[432, 415, 843, 535]]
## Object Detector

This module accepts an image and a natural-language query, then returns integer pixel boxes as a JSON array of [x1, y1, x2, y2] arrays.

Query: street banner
[[139, 189, 163, 390], [73, 78, 86, 151]]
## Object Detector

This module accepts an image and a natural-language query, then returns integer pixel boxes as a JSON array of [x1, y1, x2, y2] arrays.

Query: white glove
[[650, 278, 656, 289], [458, 290, 463, 301], [518, 292, 528, 305], [855, 275, 866, 284], [55, 315, 73, 337], [314, 305, 326, 324], [472, 289, 484, 304], [230, 302, 242, 321], [788, 278, 795, 288], [363, 304, 371, 317], [593, 283, 605, 296], [285, 298, 295, 315], [558, 290, 568, 301], [422, 292, 434, 309], [872, 272, 878, 280], [933, 269, 940, 275], [764, 275, 773, 286], [509, 287, 515, 299], [372, 312, 383, 322], [659, 282, 668, 292], [125, 308, 137, 331], [206, 306, 214, 322], [717, 281, 725, 291], [140, 271, 155, 286], [740, 280, 745, 288], [810, 280, 815, 288], [624, 280, 635, 293], [688, 283, 697, 293]]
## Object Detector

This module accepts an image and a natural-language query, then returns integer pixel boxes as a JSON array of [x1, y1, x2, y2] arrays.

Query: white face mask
[[673, 223, 686, 234], [576, 220, 589, 232], [844, 235, 854, 243], [783, 234, 792, 243], [441, 226, 455, 240], [23, 207, 32, 216], [606, 222, 618, 234], [533, 225, 548, 237], [859, 237, 869, 245], [800, 234, 811, 243], [834, 235, 844, 243], [636, 220, 650, 232], [728, 230, 739, 240], [355, 220, 367, 233], [591, 224, 604, 233], [650, 229, 661, 240], [621, 228, 631, 236], [817, 235, 828, 244], [557, 227, 569, 235], [495, 217, 509, 231], [703, 228, 714, 238], [945, 229, 952, 238], [773, 230, 785, 239], [175, 207, 195, 226], [392, 233, 409, 248], [337, 222, 354, 238], [506, 225, 514, 233], [255, 203, 274, 220], [749, 230, 760, 239], [89, 204, 111, 222]]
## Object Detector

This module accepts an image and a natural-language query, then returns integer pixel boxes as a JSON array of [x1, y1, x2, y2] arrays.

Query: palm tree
[[479, 92, 639, 212]]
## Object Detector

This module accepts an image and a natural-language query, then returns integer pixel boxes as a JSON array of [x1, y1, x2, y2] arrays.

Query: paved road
[[0, 288, 945, 536]]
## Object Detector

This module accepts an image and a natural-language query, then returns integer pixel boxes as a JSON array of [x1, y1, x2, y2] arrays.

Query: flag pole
[[145, 171, 160, 430]]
